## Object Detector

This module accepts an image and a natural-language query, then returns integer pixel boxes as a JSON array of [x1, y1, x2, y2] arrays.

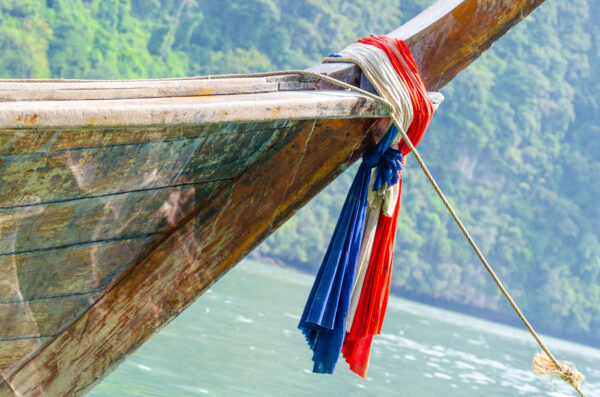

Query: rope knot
[[363, 146, 403, 191], [533, 352, 585, 393]]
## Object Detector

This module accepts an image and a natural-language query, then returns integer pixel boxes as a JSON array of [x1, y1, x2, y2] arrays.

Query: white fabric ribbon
[[347, 174, 400, 331]]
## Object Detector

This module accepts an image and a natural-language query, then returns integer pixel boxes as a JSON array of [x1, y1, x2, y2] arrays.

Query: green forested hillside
[[0, 0, 429, 78], [1, 0, 598, 344]]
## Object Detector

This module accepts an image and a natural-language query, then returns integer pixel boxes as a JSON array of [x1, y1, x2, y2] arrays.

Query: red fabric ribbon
[[342, 184, 402, 377], [341, 35, 433, 378]]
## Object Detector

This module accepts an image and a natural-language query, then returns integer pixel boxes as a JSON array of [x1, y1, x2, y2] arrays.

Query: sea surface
[[90, 260, 600, 397]]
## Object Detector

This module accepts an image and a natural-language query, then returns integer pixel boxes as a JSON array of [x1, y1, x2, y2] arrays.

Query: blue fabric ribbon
[[298, 125, 403, 373], [364, 144, 403, 193]]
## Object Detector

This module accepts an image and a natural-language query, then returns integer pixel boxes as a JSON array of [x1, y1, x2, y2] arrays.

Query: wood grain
[[0, 181, 221, 255], [0, 117, 387, 396], [0, 238, 154, 303], [0, 118, 316, 382], [310, 0, 546, 91], [0, 90, 386, 129], [0, 339, 48, 376], [0, 121, 293, 156], [0, 293, 98, 340], [0, 120, 312, 378], [0, 75, 314, 101], [0, 127, 280, 208], [0, 120, 313, 379]]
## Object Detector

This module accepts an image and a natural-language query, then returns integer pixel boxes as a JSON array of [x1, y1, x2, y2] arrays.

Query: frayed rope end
[[532, 352, 585, 390]]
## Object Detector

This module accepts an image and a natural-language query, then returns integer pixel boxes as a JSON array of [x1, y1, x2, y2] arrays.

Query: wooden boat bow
[[313, 0, 545, 91], [0, 1, 545, 395]]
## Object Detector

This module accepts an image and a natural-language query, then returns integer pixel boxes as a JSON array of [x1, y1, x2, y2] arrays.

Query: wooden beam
[[0, 90, 386, 129], [0, 75, 314, 102], [310, 0, 546, 91]]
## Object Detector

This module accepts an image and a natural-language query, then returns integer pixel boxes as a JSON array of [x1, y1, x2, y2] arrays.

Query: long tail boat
[[0, 1, 545, 395]]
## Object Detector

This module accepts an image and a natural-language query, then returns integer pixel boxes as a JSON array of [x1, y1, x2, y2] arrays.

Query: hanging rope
[[389, 100, 587, 397], [389, 103, 587, 397]]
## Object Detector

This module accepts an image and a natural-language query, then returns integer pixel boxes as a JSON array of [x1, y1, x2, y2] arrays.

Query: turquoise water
[[90, 260, 600, 396]]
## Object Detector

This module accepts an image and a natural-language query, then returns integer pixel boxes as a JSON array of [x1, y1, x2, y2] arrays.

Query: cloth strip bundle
[[298, 35, 433, 377]]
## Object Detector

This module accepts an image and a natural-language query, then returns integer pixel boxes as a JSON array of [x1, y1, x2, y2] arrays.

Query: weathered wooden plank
[[0, 116, 388, 396], [310, 0, 546, 91], [0, 120, 293, 156], [0, 90, 386, 129], [0, 293, 98, 340], [396, 0, 546, 90], [0, 181, 222, 255], [0, 74, 313, 101], [0, 340, 36, 369], [0, 126, 287, 208], [0, 238, 154, 303], [0, 339, 48, 372], [0, 120, 311, 380]]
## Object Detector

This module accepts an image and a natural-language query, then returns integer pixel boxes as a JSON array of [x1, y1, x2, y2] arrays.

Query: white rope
[[328, 43, 413, 146]]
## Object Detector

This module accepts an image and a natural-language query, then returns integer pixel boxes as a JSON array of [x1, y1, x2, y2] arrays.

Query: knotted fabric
[[298, 124, 401, 373], [298, 35, 433, 376], [366, 148, 403, 192]]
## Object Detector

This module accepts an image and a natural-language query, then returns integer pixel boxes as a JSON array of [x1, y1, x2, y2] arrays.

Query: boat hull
[[0, 116, 387, 396]]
